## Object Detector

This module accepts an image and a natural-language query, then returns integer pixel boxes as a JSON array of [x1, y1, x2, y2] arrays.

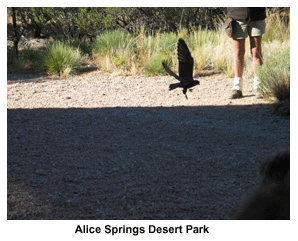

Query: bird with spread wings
[[162, 38, 200, 99]]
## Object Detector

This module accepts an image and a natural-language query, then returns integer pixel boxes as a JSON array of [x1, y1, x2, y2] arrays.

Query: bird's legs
[[183, 88, 188, 99]]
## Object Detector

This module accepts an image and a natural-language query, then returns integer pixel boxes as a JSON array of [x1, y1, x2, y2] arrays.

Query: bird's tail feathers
[[169, 83, 181, 91]]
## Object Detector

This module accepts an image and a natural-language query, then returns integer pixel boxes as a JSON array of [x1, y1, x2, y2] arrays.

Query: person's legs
[[249, 20, 266, 98], [250, 35, 264, 98], [233, 38, 246, 78], [250, 35, 263, 77], [230, 38, 245, 98], [230, 19, 265, 99]]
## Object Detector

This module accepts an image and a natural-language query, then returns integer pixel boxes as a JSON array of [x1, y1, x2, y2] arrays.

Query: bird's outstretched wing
[[162, 61, 183, 82], [177, 38, 194, 80]]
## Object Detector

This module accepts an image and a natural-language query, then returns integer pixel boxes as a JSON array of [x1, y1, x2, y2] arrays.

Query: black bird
[[162, 38, 200, 99]]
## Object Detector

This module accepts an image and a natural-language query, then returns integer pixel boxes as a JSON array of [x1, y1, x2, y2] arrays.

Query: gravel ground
[[7, 71, 290, 219]]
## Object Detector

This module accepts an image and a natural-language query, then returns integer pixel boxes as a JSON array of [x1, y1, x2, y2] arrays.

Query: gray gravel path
[[7, 72, 290, 219]]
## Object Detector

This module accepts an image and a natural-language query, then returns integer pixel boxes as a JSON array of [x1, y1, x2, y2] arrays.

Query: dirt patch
[[7, 72, 290, 219]]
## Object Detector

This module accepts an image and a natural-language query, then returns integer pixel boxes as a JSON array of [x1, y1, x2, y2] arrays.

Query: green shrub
[[258, 48, 290, 101], [68, 39, 93, 57], [142, 32, 177, 75], [144, 52, 172, 75], [43, 42, 85, 76], [21, 47, 44, 70], [92, 30, 135, 54]]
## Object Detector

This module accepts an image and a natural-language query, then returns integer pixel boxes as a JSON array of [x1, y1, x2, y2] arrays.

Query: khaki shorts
[[232, 20, 266, 39]]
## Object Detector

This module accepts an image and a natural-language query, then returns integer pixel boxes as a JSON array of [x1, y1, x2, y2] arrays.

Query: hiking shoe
[[229, 90, 243, 99], [255, 90, 263, 99]]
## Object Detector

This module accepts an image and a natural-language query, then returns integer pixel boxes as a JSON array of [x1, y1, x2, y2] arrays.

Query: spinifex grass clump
[[144, 52, 172, 75], [143, 32, 177, 75], [263, 8, 290, 43], [69, 39, 93, 57], [92, 29, 135, 55], [92, 29, 138, 74], [258, 48, 290, 101], [43, 42, 85, 77], [20, 47, 44, 71]]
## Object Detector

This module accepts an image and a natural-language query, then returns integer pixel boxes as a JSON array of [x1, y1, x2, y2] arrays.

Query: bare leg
[[250, 35, 263, 97], [230, 38, 245, 97], [250, 35, 263, 77], [233, 38, 246, 78]]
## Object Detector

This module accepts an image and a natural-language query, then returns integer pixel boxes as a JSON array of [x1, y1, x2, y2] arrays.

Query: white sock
[[233, 77, 243, 91], [254, 76, 260, 90]]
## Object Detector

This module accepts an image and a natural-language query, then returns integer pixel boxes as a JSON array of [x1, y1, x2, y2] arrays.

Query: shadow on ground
[[7, 105, 290, 219]]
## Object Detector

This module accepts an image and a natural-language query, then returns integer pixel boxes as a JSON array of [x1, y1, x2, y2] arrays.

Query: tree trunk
[[12, 7, 19, 59]]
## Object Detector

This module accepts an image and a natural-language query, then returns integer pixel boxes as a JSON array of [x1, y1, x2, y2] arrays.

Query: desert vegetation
[[7, 7, 290, 101]]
